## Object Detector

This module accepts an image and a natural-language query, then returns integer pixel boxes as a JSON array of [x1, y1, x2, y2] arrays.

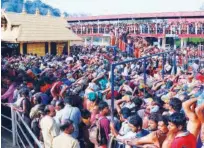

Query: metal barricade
[[15, 111, 43, 148], [110, 50, 177, 121], [1, 105, 43, 148], [1, 110, 12, 133], [108, 136, 145, 148], [1, 105, 16, 146]]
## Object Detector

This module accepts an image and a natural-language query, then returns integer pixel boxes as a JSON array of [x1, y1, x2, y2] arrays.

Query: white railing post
[[14, 110, 18, 146], [156, 23, 157, 34], [163, 26, 165, 34], [187, 25, 189, 34], [98, 20, 100, 34], [147, 24, 150, 34], [170, 26, 173, 34], [140, 24, 142, 34], [195, 24, 198, 34], [179, 25, 181, 34], [11, 106, 16, 146]]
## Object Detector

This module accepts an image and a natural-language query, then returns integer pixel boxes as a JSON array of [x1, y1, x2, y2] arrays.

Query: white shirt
[[119, 120, 131, 136], [40, 115, 60, 148], [52, 133, 80, 148], [54, 110, 63, 127]]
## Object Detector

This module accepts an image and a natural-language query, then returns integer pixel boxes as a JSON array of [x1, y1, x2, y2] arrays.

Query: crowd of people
[[70, 21, 204, 35], [1, 45, 204, 148]]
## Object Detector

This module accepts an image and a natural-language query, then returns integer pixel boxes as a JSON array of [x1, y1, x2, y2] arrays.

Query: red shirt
[[171, 132, 196, 148], [98, 114, 110, 142], [196, 73, 204, 83]]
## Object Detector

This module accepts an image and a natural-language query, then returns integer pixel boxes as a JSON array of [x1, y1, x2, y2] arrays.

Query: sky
[[42, 0, 204, 16]]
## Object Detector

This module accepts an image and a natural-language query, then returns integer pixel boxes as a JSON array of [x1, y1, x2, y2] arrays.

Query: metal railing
[[1, 112, 13, 133], [109, 47, 204, 120], [110, 50, 177, 121], [1, 105, 16, 146], [15, 111, 43, 148], [108, 136, 145, 148], [1, 105, 43, 148]]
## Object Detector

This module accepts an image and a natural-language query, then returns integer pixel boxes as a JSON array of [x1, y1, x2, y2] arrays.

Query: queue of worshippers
[[1, 45, 204, 148], [71, 21, 204, 35]]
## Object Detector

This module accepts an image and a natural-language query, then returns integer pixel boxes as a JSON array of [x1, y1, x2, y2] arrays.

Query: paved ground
[[1, 129, 18, 148]]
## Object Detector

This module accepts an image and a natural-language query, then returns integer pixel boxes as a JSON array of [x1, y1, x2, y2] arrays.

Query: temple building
[[1, 8, 82, 56]]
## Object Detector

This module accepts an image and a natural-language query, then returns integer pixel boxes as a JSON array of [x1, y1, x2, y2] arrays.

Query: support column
[[147, 24, 150, 34], [162, 37, 166, 49], [20, 42, 23, 54], [181, 38, 184, 48], [174, 38, 176, 50], [170, 26, 173, 34], [158, 38, 161, 48], [86, 27, 88, 34], [140, 25, 142, 34], [98, 21, 100, 34], [48, 42, 51, 54], [179, 25, 181, 34], [67, 41, 70, 56], [184, 39, 187, 48], [84, 37, 87, 46], [156, 23, 157, 34], [187, 25, 189, 34], [195, 24, 198, 34], [102, 37, 104, 46], [163, 26, 165, 34]]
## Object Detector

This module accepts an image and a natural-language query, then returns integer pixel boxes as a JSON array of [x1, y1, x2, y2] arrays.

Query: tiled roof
[[1, 11, 82, 43]]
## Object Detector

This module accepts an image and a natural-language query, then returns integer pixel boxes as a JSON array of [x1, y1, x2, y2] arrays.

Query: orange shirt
[[40, 83, 52, 93], [134, 48, 140, 58]]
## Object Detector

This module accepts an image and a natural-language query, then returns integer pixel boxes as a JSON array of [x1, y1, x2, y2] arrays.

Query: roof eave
[[16, 39, 83, 43]]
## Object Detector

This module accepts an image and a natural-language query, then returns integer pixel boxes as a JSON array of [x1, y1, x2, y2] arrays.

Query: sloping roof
[[67, 11, 204, 22], [1, 11, 82, 43]]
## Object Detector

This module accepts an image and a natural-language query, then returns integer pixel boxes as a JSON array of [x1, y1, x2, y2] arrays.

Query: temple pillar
[[48, 42, 51, 54], [20, 42, 23, 54], [67, 41, 70, 56]]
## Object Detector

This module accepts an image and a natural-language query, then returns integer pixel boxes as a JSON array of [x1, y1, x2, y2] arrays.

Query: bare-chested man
[[195, 103, 204, 146], [182, 98, 201, 138]]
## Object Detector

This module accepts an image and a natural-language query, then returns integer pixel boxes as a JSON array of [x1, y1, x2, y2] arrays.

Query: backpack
[[89, 117, 105, 146]]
